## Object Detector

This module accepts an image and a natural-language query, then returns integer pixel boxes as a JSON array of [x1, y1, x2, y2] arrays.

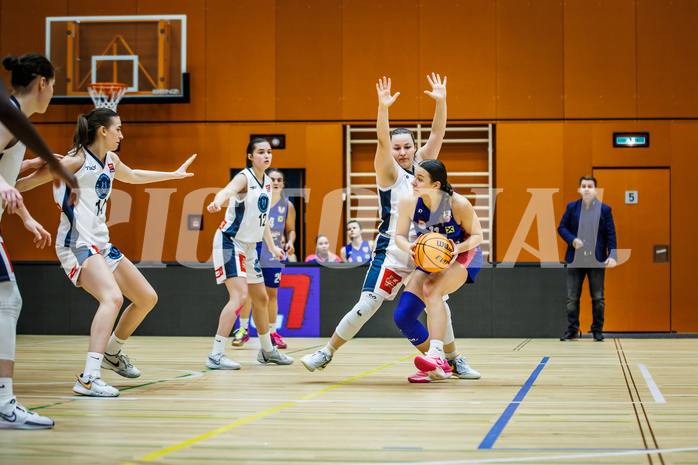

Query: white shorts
[[56, 243, 124, 287], [361, 235, 416, 301], [0, 235, 15, 283], [212, 230, 264, 285]]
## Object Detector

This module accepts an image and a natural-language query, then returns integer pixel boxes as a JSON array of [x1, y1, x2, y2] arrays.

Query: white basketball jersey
[[54, 149, 115, 249], [377, 162, 416, 239], [0, 97, 26, 221], [220, 168, 272, 243]]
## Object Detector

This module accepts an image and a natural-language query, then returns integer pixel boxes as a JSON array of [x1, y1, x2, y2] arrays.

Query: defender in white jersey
[[17, 108, 196, 397], [0, 54, 78, 429], [207, 139, 293, 369], [302, 75, 479, 382]]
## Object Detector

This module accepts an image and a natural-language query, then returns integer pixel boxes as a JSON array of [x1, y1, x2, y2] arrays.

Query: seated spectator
[[305, 235, 342, 263], [340, 220, 373, 263]]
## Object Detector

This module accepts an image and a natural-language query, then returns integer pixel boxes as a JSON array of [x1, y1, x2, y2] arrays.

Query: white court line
[[16, 337, 89, 346], [639, 363, 666, 403], [366, 446, 698, 465]]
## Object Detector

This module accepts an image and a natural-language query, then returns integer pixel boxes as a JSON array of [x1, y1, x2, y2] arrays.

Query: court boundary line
[[639, 363, 666, 403], [478, 357, 549, 450], [132, 354, 414, 462]]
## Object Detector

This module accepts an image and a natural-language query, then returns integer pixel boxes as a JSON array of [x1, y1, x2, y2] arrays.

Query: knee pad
[[0, 282, 22, 361], [394, 292, 428, 346], [335, 292, 383, 341]]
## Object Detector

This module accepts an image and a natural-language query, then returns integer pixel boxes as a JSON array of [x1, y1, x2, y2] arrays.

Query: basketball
[[414, 232, 454, 272]]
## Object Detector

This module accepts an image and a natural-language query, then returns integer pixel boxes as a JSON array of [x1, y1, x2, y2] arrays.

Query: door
[[579, 168, 671, 332]]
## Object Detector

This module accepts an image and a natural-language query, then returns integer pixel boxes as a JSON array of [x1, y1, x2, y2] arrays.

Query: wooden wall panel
[[276, 0, 343, 121], [341, 0, 420, 121], [591, 121, 670, 167], [564, 0, 637, 119], [205, 0, 277, 121], [495, 122, 565, 262], [670, 123, 698, 331], [496, 0, 564, 119], [637, 0, 698, 118], [419, 1, 496, 121]]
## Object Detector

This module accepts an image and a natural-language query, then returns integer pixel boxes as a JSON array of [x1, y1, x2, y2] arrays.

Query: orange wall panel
[[591, 121, 670, 167], [341, 0, 420, 121], [205, 0, 277, 121], [637, 0, 698, 118], [276, 1, 343, 121], [564, 0, 637, 119], [495, 122, 565, 262], [496, 0, 564, 119], [419, 1, 497, 121]]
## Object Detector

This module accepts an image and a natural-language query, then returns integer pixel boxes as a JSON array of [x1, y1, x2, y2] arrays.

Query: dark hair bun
[[1, 55, 19, 71]]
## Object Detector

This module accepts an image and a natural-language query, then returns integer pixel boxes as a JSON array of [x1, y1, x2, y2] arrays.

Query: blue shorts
[[256, 242, 283, 289]]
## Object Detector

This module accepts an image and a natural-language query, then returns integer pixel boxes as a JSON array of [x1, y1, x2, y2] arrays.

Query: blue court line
[[478, 357, 550, 450]]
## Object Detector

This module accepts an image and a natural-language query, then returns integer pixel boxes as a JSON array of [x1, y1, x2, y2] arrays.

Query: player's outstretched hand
[[424, 73, 447, 101], [174, 154, 197, 178], [376, 77, 400, 108], [24, 217, 51, 249]]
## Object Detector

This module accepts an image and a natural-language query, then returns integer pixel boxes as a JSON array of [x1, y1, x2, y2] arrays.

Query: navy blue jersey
[[412, 193, 467, 244], [344, 240, 372, 263]]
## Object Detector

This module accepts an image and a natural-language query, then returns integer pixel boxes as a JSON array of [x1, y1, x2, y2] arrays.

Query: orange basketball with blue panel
[[414, 232, 453, 273]]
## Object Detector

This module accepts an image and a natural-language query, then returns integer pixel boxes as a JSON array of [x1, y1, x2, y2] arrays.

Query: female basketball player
[[394, 159, 483, 380], [232, 168, 296, 349], [17, 108, 196, 397], [0, 54, 78, 428], [302, 75, 480, 383], [207, 140, 293, 368]]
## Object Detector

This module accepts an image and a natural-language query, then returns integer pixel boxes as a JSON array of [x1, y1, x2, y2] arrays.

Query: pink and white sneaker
[[414, 350, 451, 380], [408, 371, 431, 383]]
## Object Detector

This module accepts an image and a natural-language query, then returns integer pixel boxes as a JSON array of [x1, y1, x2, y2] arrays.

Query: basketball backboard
[[46, 15, 189, 104]]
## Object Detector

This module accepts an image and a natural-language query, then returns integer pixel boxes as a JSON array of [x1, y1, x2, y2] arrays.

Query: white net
[[87, 83, 127, 111]]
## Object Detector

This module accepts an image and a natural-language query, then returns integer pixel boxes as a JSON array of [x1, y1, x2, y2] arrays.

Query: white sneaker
[[102, 352, 141, 378], [73, 374, 119, 397], [0, 398, 54, 429], [448, 354, 481, 379], [257, 348, 294, 365], [206, 353, 241, 370], [301, 349, 332, 372]]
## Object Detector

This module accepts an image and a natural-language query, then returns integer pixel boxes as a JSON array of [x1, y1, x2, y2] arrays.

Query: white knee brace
[[0, 282, 22, 361], [444, 301, 455, 345], [335, 292, 384, 341]]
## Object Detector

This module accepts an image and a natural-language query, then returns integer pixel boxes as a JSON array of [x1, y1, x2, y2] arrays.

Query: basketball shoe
[[408, 362, 453, 383], [448, 354, 481, 379], [301, 348, 333, 372], [414, 349, 450, 380], [0, 398, 54, 429], [257, 348, 294, 365], [270, 332, 287, 349], [102, 352, 141, 378], [73, 373, 119, 397], [206, 353, 242, 370], [232, 328, 249, 347]]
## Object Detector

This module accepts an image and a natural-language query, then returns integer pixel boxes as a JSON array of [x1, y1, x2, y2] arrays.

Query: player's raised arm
[[113, 153, 196, 185], [207, 172, 247, 213], [415, 73, 447, 162], [375, 77, 401, 188]]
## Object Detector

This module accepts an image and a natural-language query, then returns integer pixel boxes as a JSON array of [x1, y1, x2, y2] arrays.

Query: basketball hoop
[[87, 82, 127, 111]]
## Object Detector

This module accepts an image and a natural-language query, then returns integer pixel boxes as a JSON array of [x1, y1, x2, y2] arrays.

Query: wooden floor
[[3, 335, 698, 465]]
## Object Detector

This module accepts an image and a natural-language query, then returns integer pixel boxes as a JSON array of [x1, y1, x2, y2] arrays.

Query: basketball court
[[4, 335, 698, 464]]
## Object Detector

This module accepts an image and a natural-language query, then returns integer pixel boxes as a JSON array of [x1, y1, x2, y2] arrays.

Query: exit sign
[[614, 132, 649, 148]]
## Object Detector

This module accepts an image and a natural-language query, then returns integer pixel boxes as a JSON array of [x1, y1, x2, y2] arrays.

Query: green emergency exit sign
[[613, 132, 649, 148]]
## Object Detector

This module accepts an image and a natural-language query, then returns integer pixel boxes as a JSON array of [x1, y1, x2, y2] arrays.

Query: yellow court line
[[135, 355, 413, 462]]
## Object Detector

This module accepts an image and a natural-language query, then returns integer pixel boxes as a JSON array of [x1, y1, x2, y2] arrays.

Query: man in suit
[[558, 175, 618, 342]]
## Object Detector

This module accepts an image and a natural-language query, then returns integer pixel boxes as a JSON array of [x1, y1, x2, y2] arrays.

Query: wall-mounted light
[[613, 132, 649, 148]]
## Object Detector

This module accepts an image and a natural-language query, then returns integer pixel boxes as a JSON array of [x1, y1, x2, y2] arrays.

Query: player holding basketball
[[17, 108, 196, 397], [0, 54, 78, 428], [207, 140, 293, 368], [302, 75, 479, 382], [394, 159, 483, 380], [232, 168, 296, 349]]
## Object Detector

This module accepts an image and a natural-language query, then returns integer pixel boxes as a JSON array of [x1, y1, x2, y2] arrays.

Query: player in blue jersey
[[340, 220, 373, 263], [394, 159, 484, 381], [302, 75, 479, 382], [17, 108, 196, 397], [208, 140, 293, 368], [232, 168, 296, 349]]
